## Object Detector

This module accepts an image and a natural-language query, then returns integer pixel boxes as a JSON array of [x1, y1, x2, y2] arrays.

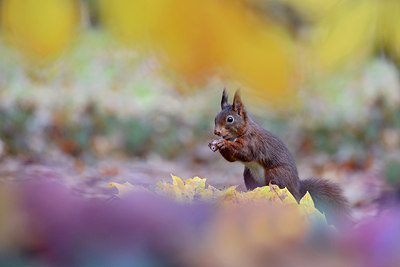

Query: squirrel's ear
[[232, 90, 245, 115], [221, 88, 229, 110]]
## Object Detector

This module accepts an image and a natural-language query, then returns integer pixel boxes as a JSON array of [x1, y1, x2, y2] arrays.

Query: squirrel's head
[[213, 89, 248, 141]]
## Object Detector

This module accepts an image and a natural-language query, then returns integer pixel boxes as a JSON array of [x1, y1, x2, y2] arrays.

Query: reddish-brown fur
[[209, 90, 351, 226]]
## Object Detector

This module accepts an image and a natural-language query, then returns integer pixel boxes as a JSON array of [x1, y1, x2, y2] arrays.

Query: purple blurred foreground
[[1, 181, 400, 267], [0, 181, 212, 266]]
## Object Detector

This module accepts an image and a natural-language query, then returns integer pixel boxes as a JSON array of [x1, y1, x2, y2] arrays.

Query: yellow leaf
[[223, 186, 238, 195], [109, 175, 328, 224], [299, 192, 327, 223], [171, 175, 185, 190], [299, 191, 315, 208]]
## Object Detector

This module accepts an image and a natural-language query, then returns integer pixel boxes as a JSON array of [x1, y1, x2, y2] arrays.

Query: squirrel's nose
[[214, 129, 221, 136]]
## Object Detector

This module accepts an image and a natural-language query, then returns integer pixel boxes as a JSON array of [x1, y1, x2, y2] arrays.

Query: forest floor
[[0, 147, 388, 223]]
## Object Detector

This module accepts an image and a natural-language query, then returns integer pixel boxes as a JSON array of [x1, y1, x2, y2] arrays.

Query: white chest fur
[[243, 162, 266, 185]]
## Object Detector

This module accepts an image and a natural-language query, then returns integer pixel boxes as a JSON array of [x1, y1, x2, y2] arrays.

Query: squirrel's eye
[[226, 116, 234, 123]]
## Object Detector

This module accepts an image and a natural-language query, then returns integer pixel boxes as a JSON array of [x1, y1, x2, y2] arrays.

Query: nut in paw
[[208, 140, 218, 152], [208, 139, 225, 152]]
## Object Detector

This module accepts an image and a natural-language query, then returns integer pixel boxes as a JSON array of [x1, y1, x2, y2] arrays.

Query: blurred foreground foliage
[[1, 179, 400, 266]]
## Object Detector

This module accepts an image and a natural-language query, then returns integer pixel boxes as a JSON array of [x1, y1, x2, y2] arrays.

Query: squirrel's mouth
[[222, 135, 238, 142], [222, 135, 234, 141]]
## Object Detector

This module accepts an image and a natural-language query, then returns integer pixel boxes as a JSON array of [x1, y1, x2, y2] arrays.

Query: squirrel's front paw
[[208, 139, 225, 152], [208, 140, 218, 152]]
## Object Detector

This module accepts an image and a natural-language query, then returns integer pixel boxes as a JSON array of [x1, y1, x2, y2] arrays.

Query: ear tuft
[[232, 90, 245, 115], [221, 88, 229, 110]]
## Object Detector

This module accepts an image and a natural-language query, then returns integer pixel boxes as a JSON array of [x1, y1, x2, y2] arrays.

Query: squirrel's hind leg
[[244, 167, 259, 190]]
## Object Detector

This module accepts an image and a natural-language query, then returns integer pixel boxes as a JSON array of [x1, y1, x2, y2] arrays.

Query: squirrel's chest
[[243, 162, 266, 185]]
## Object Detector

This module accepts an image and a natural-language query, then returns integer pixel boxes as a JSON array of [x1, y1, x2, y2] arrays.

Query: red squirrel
[[209, 90, 351, 225]]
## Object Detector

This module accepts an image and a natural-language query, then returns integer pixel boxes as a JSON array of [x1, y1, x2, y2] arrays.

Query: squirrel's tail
[[300, 178, 352, 227]]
